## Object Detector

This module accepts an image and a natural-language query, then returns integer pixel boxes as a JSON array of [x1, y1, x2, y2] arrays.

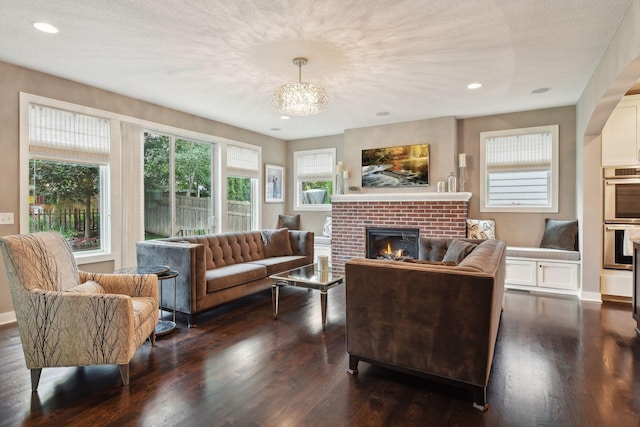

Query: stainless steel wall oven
[[603, 167, 640, 270], [604, 167, 640, 223]]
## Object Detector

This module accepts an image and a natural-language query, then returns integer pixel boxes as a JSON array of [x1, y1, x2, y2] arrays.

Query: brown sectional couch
[[136, 229, 313, 325], [345, 238, 506, 410]]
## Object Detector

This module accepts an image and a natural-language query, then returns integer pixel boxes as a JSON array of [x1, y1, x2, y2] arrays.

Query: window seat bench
[[505, 246, 581, 295]]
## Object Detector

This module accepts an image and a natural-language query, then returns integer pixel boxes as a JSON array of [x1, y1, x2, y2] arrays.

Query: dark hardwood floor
[[1, 287, 640, 427]]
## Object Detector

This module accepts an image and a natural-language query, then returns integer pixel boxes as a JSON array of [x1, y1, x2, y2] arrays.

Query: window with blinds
[[226, 144, 260, 231], [480, 125, 559, 213], [29, 104, 111, 164], [294, 148, 336, 211], [27, 103, 112, 252], [227, 145, 259, 173]]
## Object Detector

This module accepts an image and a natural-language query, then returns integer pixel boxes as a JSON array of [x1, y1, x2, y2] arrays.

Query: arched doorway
[[579, 55, 640, 301]]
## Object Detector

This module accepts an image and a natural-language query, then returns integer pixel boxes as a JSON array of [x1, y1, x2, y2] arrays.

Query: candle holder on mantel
[[336, 161, 348, 194], [458, 153, 467, 192]]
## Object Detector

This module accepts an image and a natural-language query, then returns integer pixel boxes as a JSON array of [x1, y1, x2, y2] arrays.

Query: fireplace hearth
[[366, 227, 420, 260]]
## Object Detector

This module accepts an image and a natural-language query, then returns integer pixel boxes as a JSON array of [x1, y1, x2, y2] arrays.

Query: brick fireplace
[[331, 193, 471, 274]]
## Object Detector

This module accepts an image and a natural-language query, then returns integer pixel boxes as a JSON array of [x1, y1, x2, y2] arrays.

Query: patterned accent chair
[[0, 231, 158, 391]]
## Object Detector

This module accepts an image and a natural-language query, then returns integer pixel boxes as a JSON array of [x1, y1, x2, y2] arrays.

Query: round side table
[[156, 269, 178, 336]]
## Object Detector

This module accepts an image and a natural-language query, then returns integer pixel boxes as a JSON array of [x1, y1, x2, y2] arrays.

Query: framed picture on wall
[[361, 143, 430, 187], [265, 164, 284, 203]]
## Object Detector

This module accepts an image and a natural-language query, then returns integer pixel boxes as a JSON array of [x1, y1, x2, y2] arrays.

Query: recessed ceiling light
[[531, 87, 550, 94], [270, 128, 281, 131], [376, 111, 390, 116], [467, 83, 482, 90], [33, 22, 59, 34], [280, 116, 290, 120]]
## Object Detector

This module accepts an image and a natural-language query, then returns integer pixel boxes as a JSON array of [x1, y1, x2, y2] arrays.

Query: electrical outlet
[[0, 213, 14, 225]]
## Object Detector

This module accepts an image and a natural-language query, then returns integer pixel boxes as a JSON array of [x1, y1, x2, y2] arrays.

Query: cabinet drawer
[[505, 259, 536, 287], [538, 261, 578, 290]]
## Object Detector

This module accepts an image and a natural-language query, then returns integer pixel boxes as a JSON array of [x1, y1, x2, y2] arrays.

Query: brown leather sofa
[[345, 238, 506, 410], [136, 229, 313, 326]]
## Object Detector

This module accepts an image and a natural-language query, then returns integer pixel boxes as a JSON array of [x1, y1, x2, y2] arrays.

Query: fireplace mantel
[[332, 192, 472, 203]]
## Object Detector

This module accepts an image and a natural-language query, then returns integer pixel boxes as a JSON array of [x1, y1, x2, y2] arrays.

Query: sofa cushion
[[418, 238, 450, 261], [466, 219, 496, 239], [67, 280, 105, 293], [261, 228, 293, 258], [277, 214, 300, 230], [539, 219, 578, 251], [506, 246, 580, 261], [442, 240, 478, 265], [248, 255, 309, 275], [205, 263, 267, 293]]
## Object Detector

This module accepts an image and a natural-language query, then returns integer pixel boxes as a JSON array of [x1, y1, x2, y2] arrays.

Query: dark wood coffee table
[[269, 264, 344, 329]]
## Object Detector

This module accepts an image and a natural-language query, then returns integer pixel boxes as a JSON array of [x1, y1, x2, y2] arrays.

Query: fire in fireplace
[[366, 227, 420, 260]]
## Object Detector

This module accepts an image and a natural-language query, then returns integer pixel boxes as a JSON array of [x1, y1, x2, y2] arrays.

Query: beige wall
[[289, 110, 576, 248], [0, 61, 286, 320], [343, 116, 458, 195], [458, 105, 577, 246], [287, 117, 458, 235]]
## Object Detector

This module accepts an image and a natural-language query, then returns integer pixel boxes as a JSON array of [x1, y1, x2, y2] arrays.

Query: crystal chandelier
[[271, 57, 328, 116]]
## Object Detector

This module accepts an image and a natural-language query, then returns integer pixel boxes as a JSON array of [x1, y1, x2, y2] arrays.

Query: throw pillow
[[277, 214, 300, 230], [442, 240, 478, 265], [67, 280, 105, 294], [323, 216, 332, 237], [261, 228, 294, 258], [403, 258, 457, 266], [539, 219, 578, 251], [466, 219, 496, 239]]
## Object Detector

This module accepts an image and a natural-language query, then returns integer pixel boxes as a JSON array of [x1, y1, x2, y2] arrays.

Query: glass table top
[[270, 264, 343, 286]]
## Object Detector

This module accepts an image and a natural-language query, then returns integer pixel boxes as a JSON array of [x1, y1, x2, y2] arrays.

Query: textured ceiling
[[0, 0, 634, 140]]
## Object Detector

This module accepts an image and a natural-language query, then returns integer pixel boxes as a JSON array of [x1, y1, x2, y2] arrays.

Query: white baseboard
[[580, 291, 602, 303], [0, 311, 17, 325]]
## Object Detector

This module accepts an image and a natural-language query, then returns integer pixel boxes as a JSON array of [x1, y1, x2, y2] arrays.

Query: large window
[[294, 148, 335, 211], [226, 145, 260, 231], [480, 125, 559, 213], [27, 104, 110, 252], [21, 94, 262, 268], [143, 132, 214, 238]]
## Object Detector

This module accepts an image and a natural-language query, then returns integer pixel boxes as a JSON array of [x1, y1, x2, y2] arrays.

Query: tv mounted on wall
[[361, 143, 430, 187]]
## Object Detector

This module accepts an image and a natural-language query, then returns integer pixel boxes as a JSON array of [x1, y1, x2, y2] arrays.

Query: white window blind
[[296, 151, 334, 178], [480, 125, 558, 212], [28, 104, 110, 164], [485, 132, 552, 169], [227, 145, 259, 171]]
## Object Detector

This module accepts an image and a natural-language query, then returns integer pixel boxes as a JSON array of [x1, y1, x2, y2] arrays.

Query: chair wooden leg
[[30, 368, 42, 392], [149, 331, 156, 346], [118, 364, 129, 386], [347, 355, 359, 375]]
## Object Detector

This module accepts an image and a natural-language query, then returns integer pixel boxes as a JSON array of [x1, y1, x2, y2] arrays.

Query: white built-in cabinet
[[602, 94, 640, 166], [505, 257, 580, 294]]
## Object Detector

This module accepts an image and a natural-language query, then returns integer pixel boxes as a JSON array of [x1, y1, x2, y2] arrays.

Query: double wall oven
[[603, 167, 640, 270]]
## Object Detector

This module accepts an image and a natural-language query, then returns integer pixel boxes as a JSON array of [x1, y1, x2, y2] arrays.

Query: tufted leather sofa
[[345, 238, 506, 410], [136, 229, 313, 326]]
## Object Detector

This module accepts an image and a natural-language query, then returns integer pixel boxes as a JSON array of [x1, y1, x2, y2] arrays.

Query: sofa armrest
[[289, 230, 314, 264], [79, 271, 158, 299], [136, 240, 206, 313]]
